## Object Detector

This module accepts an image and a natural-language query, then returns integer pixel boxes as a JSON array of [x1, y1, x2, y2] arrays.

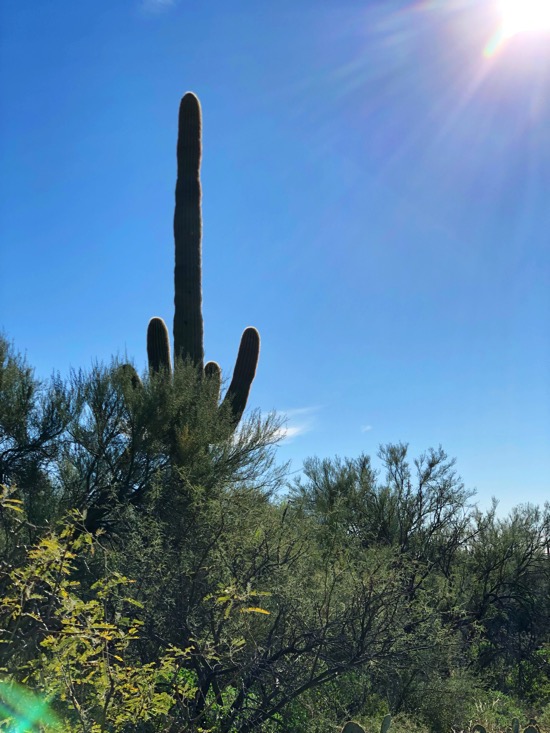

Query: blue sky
[[1, 0, 549, 515]]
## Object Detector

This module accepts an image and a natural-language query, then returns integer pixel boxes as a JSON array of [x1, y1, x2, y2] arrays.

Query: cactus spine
[[147, 92, 260, 426]]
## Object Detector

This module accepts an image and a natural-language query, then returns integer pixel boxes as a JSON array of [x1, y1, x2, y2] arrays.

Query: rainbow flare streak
[[0, 681, 60, 732], [484, 26, 506, 57]]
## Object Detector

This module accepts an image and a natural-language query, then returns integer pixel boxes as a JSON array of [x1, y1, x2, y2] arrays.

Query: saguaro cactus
[[147, 92, 260, 426]]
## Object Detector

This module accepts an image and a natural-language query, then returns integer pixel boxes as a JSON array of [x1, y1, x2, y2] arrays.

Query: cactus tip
[[342, 723, 366, 733]]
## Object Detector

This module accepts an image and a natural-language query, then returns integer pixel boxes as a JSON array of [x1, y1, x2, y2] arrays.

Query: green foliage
[[454, 503, 550, 704], [538, 706, 550, 732], [375, 715, 430, 733], [290, 444, 474, 565], [1, 336, 550, 732], [468, 692, 529, 733]]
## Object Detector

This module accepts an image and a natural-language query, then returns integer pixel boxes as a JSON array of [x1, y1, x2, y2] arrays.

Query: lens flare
[[485, 0, 550, 56], [0, 681, 60, 732]]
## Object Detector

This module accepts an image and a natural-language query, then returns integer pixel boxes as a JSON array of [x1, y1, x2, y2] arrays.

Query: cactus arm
[[173, 92, 204, 368], [381, 714, 392, 733], [147, 317, 172, 373], [204, 360, 222, 398], [221, 327, 260, 423]]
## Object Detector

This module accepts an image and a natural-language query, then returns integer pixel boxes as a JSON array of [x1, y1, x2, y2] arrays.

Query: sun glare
[[485, 0, 550, 56], [500, 0, 550, 38]]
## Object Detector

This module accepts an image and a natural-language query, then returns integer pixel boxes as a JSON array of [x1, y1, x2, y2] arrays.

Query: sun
[[485, 0, 550, 55], [499, 0, 550, 38]]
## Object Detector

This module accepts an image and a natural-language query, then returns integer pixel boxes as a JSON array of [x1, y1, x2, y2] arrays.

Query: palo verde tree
[[451, 501, 550, 702], [0, 335, 73, 528], [57, 358, 282, 534]]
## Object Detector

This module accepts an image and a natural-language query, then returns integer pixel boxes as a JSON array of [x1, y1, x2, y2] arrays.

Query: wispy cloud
[[275, 406, 320, 443], [361, 424, 373, 433], [274, 424, 310, 442], [284, 407, 321, 418]]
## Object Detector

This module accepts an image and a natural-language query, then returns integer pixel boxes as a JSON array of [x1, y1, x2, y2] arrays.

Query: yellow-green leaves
[[0, 484, 24, 514], [0, 511, 195, 732], [206, 583, 271, 619]]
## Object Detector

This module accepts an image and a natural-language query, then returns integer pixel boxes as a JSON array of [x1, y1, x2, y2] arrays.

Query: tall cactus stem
[[173, 92, 204, 368], [147, 317, 172, 373]]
